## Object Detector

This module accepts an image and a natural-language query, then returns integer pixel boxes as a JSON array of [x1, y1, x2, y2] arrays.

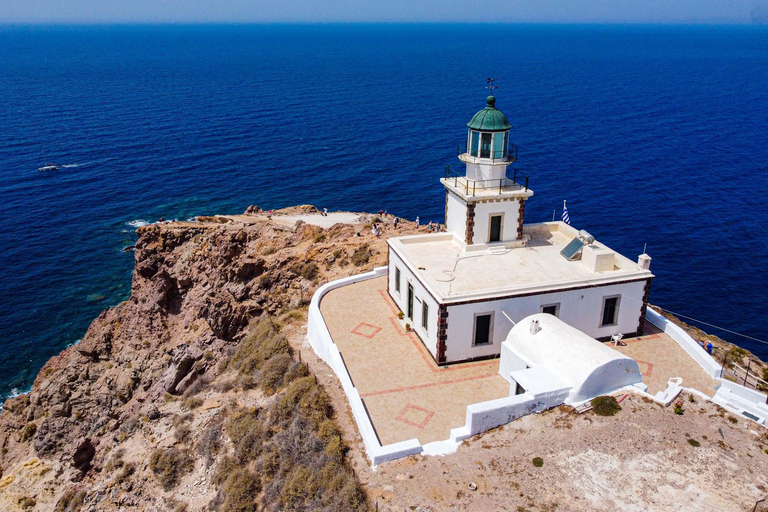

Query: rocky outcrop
[[0, 206, 416, 511]]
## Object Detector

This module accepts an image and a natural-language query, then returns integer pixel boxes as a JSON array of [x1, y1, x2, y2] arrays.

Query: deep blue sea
[[1, 24, 767, 401]]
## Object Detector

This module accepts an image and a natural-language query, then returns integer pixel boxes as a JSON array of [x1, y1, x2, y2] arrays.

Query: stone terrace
[[319, 276, 509, 445], [611, 321, 719, 396]]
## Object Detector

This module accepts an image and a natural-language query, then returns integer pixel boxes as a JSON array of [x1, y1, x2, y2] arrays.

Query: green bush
[[148, 448, 193, 490], [591, 396, 621, 417], [532, 457, 544, 467], [687, 439, 701, 447]]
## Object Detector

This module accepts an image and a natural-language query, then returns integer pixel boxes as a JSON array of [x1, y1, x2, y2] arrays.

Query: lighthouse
[[442, 95, 533, 246]]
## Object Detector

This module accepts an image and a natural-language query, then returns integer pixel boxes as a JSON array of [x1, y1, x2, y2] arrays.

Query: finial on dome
[[485, 76, 498, 105]]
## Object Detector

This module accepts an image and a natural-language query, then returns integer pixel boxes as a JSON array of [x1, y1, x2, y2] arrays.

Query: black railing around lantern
[[443, 166, 529, 196]]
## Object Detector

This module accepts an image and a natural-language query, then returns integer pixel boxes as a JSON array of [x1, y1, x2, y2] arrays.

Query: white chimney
[[530, 318, 540, 335], [638, 253, 652, 270]]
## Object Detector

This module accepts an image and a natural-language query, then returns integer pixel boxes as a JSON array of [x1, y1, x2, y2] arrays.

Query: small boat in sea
[[37, 163, 60, 171]]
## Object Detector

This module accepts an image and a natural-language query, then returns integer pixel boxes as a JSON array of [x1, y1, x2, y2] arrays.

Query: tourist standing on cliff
[[416, 216, 420, 227]]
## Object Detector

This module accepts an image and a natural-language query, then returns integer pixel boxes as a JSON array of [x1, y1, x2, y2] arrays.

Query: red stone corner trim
[[465, 203, 476, 245], [436, 304, 448, 364], [517, 199, 526, 239]]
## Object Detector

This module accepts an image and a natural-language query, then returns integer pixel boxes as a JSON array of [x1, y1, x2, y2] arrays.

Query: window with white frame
[[600, 295, 621, 327], [395, 267, 401, 294], [422, 302, 429, 332]]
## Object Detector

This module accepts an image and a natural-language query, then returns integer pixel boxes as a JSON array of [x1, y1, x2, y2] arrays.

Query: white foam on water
[[0, 386, 31, 411], [127, 219, 150, 228]]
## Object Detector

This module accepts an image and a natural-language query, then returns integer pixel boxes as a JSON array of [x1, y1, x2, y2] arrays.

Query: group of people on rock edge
[[368, 210, 442, 237]]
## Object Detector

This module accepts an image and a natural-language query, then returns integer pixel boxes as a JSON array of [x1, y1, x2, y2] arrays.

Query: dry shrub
[[18, 497, 36, 509], [21, 422, 36, 441], [114, 462, 136, 485], [280, 466, 318, 509], [221, 469, 261, 512], [273, 376, 331, 428], [351, 245, 370, 267], [175, 423, 192, 444], [210, 314, 369, 512], [261, 450, 280, 482], [228, 318, 292, 375], [284, 361, 309, 385], [213, 456, 237, 487], [260, 354, 293, 394], [55, 490, 86, 512], [225, 408, 264, 464], [197, 424, 222, 467], [591, 396, 621, 417], [148, 448, 193, 490], [182, 396, 203, 410], [300, 261, 319, 280], [182, 374, 210, 397]]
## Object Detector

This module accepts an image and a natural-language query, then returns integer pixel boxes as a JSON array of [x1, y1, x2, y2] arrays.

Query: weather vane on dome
[[486, 77, 498, 94]]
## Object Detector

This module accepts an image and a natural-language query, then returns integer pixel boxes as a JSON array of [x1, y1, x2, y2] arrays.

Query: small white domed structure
[[499, 313, 642, 403]]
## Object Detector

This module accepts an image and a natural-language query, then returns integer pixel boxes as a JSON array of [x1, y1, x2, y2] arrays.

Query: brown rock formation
[[0, 206, 421, 511]]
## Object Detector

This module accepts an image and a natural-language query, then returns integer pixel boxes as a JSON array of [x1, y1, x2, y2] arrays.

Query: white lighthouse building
[[386, 95, 655, 365]]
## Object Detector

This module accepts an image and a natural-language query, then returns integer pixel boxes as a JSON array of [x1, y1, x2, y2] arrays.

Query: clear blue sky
[[1, 0, 767, 24]]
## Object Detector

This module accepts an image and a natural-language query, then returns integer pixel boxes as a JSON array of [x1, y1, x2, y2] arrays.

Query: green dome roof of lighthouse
[[467, 96, 512, 132]]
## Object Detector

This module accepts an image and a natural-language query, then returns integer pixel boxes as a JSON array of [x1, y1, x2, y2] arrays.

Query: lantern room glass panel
[[493, 132, 505, 159], [470, 131, 480, 157], [480, 133, 492, 158]]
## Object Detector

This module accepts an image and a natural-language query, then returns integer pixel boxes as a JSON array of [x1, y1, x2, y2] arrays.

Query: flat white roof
[[388, 221, 653, 303]]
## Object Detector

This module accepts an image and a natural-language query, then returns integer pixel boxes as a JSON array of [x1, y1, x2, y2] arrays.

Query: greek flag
[[562, 200, 570, 225]]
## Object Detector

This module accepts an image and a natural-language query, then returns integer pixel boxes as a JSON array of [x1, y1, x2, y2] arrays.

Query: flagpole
[[552, 210, 555, 222]]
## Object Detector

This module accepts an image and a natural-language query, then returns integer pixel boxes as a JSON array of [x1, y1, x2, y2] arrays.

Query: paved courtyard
[[611, 322, 719, 397], [320, 276, 509, 445]]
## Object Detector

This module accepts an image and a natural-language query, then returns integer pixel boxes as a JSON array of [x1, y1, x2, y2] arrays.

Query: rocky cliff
[[0, 206, 418, 512]]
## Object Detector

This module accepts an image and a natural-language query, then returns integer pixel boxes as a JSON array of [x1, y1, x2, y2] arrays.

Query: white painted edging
[[646, 309, 768, 426], [645, 308, 722, 378], [711, 379, 768, 426], [307, 266, 422, 465]]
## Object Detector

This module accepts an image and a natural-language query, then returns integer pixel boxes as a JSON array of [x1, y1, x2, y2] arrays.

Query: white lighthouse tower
[[442, 95, 533, 246]]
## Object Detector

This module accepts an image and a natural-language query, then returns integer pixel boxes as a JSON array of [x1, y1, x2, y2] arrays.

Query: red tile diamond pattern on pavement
[[395, 404, 435, 429], [636, 360, 654, 377], [351, 322, 382, 339]]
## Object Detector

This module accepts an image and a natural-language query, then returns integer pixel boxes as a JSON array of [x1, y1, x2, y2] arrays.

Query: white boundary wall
[[646, 308, 768, 426], [645, 308, 722, 378], [307, 267, 422, 465], [307, 268, 575, 464]]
